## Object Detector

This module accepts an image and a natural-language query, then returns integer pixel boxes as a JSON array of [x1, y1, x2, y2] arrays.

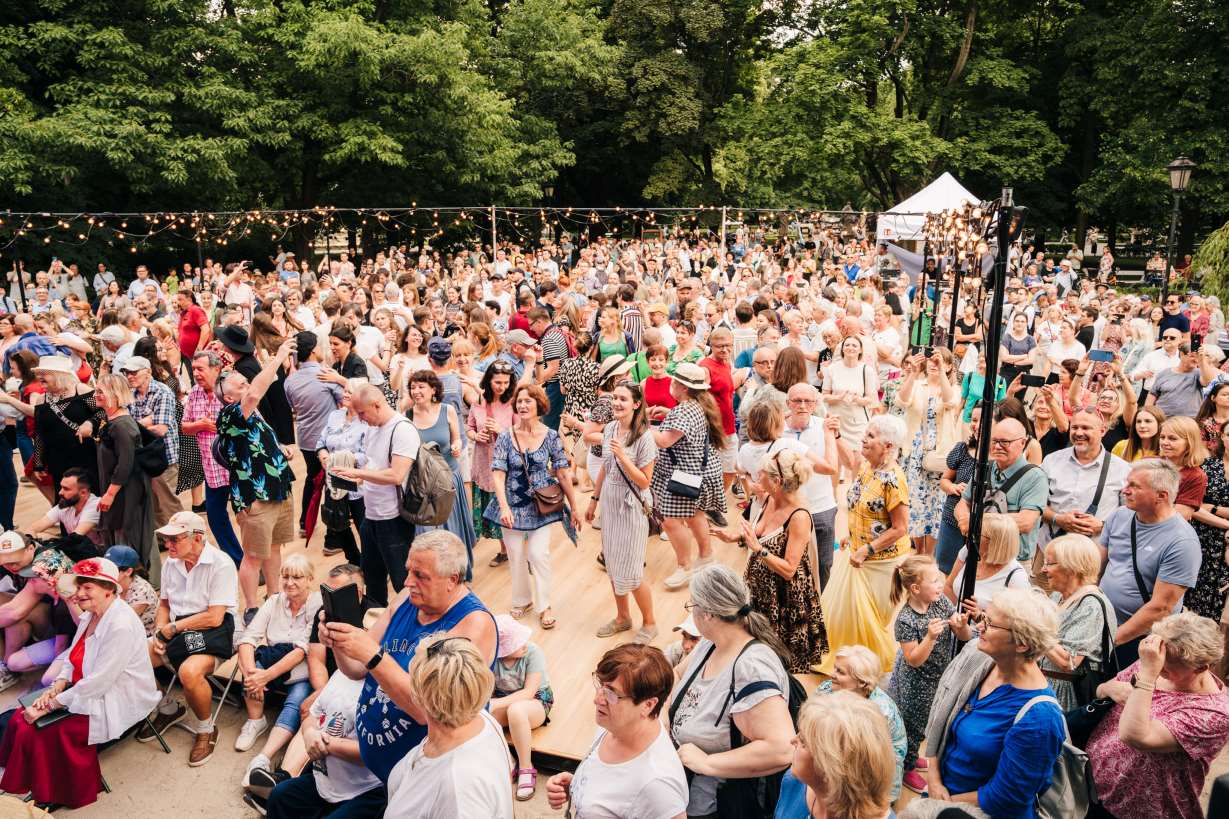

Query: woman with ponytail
[[667, 564, 796, 819]]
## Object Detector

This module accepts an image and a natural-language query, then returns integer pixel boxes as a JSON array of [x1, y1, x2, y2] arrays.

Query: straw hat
[[32, 355, 74, 375], [596, 354, 633, 385], [671, 362, 710, 391]]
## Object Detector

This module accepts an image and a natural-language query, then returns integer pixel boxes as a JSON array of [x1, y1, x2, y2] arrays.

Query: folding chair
[[99, 715, 171, 794], [150, 655, 243, 743]]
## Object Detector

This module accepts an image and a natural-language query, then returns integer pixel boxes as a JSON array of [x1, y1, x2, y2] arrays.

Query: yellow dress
[[817, 461, 913, 674]]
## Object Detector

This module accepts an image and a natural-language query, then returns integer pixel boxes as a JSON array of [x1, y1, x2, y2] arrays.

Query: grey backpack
[[390, 421, 456, 526]]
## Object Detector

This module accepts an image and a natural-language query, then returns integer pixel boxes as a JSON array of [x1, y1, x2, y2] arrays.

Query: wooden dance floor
[[7, 451, 828, 763]]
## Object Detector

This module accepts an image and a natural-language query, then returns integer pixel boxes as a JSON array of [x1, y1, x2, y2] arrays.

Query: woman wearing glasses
[[546, 645, 686, 818], [922, 588, 1066, 818]]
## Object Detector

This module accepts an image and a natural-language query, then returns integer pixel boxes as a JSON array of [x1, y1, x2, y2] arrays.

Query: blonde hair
[[989, 588, 1059, 662], [280, 553, 314, 580], [408, 634, 494, 727], [891, 554, 938, 605], [1152, 612, 1224, 670], [746, 400, 784, 444], [40, 370, 78, 395], [1160, 416, 1208, 468], [95, 373, 133, 409], [797, 692, 894, 819], [759, 449, 811, 494], [833, 645, 880, 696], [980, 513, 1020, 565], [1045, 534, 1101, 585]]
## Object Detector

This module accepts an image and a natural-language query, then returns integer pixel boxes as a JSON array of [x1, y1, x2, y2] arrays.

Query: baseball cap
[[117, 356, 151, 373], [504, 329, 535, 347], [156, 510, 207, 538], [427, 337, 453, 363], [673, 615, 700, 638], [104, 544, 141, 569], [648, 303, 669, 316], [0, 531, 27, 556], [19, 549, 73, 581]]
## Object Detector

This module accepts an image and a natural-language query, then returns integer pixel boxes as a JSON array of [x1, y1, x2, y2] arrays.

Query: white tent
[[876, 172, 980, 242]]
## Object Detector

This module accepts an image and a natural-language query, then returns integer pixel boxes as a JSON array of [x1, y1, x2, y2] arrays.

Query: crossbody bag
[[1049, 453, 1113, 538], [665, 435, 709, 499], [514, 427, 564, 515]]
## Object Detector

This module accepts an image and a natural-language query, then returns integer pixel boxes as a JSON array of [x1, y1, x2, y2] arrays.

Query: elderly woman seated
[[235, 553, 322, 781], [0, 556, 160, 809]]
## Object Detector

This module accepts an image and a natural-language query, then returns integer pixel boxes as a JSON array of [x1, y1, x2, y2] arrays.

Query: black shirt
[[338, 351, 367, 380]]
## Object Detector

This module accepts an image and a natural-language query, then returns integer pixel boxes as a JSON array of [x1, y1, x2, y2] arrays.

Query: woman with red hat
[[0, 556, 160, 809]]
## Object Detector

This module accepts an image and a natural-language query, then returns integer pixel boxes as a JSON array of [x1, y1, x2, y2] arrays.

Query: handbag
[[135, 423, 170, 477], [1015, 695, 1094, 819], [665, 441, 709, 500], [320, 489, 352, 531], [1065, 696, 1116, 750], [514, 427, 564, 516], [164, 612, 236, 667], [922, 393, 960, 473], [1042, 592, 1119, 708]]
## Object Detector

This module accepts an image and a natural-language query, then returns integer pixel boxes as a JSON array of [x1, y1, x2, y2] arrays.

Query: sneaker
[[242, 792, 268, 817], [0, 663, 20, 694], [693, 555, 716, 571], [234, 716, 269, 752], [191, 502, 207, 514], [595, 619, 632, 638], [630, 625, 659, 644], [247, 767, 291, 801], [189, 727, 219, 766], [706, 509, 728, 527], [321, 546, 343, 556], [732, 483, 745, 499], [488, 552, 508, 568], [659, 530, 669, 542], [903, 769, 927, 794], [664, 567, 691, 590], [298, 527, 308, 539], [914, 757, 929, 771], [137, 703, 186, 742], [245, 754, 271, 787]]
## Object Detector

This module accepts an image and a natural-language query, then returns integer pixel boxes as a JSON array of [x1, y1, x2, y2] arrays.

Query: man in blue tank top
[[319, 530, 498, 783]]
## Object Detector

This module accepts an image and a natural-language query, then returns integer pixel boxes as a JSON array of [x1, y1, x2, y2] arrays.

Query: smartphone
[[924, 346, 934, 358], [1020, 374, 1047, 387], [320, 582, 363, 627], [1193, 333, 1203, 350], [1046, 372, 1062, 385], [1088, 349, 1114, 362]]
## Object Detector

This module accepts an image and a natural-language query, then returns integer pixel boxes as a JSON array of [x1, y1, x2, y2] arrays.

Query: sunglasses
[[426, 636, 470, 659]]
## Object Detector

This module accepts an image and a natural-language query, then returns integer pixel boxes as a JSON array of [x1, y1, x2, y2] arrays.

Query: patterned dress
[[650, 401, 727, 518], [745, 507, 826, 672], [887, 595, 957, 770], [558, 358, 599, 421], [1188, 457, 1229, 620], [902, 395, 946, 538]]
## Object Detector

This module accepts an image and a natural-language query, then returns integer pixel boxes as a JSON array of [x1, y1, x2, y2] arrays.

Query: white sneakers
[[664, 567, 691, 590], [0, 662, 20, 694], [235, 716, 269, 752]]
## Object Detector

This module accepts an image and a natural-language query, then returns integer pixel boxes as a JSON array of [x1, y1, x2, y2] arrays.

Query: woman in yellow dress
[[819, 413, 912, 674]]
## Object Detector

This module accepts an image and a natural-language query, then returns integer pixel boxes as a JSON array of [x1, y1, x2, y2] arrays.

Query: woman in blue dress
[[406, 370, 476, 579]]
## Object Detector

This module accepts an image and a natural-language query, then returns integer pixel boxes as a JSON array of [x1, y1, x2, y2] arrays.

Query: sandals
[[540, 610, 556, 630], [515, 767, 538, 801], [509, 605, 530, 620]]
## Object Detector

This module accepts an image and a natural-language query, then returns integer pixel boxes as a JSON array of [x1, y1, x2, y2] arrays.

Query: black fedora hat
[[217, 325, 255, 354]]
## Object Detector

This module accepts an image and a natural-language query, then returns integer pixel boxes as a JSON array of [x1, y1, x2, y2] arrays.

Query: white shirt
[[385, 711, 513, 819], [353, 324, 387, 385], [780, 418, 837, 513], [955, 548, 1031, 610], [238, 592, 322, 682], [567, 725, 689, 819], [656, 322, 677, 349], [1039, 446, 1131, 548], [45, 494, 101, 542], [361, 416, 421, 521], [1045, 339, 1086, 365], [159, 543, 239, 619], [292, 305, 317, 330], [310, 672, 383, 803], [1131, 347, 1180, 391], [56, 598, 162, 745]]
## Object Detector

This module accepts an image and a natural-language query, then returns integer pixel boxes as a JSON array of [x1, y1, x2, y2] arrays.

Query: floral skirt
[[472, 485, 503, 541]]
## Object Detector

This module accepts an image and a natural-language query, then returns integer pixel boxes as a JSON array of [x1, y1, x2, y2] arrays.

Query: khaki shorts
[[238, 499, 294, 559]]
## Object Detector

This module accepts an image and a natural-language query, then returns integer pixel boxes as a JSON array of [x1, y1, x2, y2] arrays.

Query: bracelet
[[1215, 505, 1220, 517]]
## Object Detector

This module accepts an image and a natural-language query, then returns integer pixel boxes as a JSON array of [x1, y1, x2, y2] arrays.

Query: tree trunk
[[947, 1, 978, 87]]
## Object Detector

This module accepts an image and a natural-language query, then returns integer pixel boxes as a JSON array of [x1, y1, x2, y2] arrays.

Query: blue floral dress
[[483, 427, 571, 531], [902, 395, 946, 538]]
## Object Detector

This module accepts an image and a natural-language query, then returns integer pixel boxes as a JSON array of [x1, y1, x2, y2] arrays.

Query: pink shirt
[[467, 400, 515, 493], [1088, 661, 1229, 819], [184, 385, 227, 488]]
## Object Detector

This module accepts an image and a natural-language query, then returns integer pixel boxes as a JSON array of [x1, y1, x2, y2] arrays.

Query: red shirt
[[643, 375, 677, 414], [178, 304, 208, 359], [700, 358, 736, 434]]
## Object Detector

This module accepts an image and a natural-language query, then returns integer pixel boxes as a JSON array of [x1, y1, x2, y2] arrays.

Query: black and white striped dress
[[598, 423, 657, 594]]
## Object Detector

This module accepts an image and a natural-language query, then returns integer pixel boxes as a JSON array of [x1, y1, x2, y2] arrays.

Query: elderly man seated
[[137, 511, 239, 767]]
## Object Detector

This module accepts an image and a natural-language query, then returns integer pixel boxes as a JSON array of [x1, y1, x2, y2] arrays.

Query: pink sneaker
[[914, 757, 929, 771], [903, 769, 927, 794]]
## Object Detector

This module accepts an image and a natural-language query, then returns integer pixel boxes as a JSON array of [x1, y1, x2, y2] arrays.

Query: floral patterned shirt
[[846, 462, 910, 558], [216, 402, 294, 512]]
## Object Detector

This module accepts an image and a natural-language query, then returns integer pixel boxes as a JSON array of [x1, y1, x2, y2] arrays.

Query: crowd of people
[[0, 231, 1222, 818]]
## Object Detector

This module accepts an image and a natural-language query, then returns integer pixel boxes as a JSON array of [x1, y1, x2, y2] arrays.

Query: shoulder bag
[[1041, 592, 1120, 708], [1049, 453, 1113, 538], [609, 426, 653, 516], [514, 427, 564, 516], [1015, 695, 1093, 819], [665, 435, 709, 499]]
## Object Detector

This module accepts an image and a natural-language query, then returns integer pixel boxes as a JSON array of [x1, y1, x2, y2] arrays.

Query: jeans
[[543, 380, 563, 431], [14, 425, 32, 467], [300, 449, 324, 530], [205, 484, 244, 566], [935, 519, 966, 575], [271, 679, 312, 733], [811, 508, 836, 593], [267, 769, 387, 819], [0, 435, 16, 531], [359, 516, 413, 608], [325, 496, 365, 565]]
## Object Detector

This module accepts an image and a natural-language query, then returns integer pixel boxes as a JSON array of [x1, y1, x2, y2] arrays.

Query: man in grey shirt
[[1098, 459, 1200, 668], [1146, 343, 1216, 419], [283, 331, 342, 535]]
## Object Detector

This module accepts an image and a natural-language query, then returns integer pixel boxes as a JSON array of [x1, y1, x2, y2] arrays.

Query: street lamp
[[1161, 156, 1196, 304]]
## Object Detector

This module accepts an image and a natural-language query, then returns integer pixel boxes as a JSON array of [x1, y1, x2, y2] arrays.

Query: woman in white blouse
[[235, 554, 323, 783], [0, 557, 159, 810]]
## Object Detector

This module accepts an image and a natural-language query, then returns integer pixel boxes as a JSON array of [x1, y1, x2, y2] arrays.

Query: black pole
[[910, 236, 930, 348], [945, 262, 963, 350], [1160, 192, 1182, 305], [959, 189, 1025, 605]]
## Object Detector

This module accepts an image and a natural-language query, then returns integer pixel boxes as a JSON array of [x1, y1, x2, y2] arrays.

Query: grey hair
[[867, 414, 907, 451], [689, 564, 789, 659], [1132, 458, 1180, 501], [346, 376, 370, 394], [1152, 612, 1224, 669], [409, 530, 469, 581], [192, 350, 223, 369]]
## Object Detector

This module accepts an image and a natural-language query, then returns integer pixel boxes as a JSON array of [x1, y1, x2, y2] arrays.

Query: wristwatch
[[365, 649, 386, 671]]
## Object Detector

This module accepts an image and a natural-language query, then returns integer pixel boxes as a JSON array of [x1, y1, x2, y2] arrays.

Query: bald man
[[954, 418, 1049, 562]]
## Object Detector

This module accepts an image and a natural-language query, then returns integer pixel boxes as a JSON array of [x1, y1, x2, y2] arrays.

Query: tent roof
[[885, 172, 979, 214]]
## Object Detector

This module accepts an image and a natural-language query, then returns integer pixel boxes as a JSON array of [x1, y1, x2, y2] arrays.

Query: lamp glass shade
[[1168, 157, 1196, 193], [543, 185, 555, 199]]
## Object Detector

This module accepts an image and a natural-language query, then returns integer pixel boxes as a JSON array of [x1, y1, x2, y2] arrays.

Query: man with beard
[[23, 468, 103, 547]]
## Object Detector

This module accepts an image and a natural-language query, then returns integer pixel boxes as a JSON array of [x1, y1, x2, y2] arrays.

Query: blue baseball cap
[[104, 545, 141, 569]]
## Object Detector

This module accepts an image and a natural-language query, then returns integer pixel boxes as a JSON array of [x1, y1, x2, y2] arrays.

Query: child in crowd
[[887, 554, 972, 793], [488, 614, 553, 802], [664, 614, 701, 667]]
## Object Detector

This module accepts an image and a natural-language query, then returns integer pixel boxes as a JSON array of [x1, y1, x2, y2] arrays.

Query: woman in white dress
[[820, 335, 879, 452]]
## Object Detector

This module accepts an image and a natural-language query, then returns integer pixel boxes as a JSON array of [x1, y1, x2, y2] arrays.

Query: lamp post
[[1160, 156, 1196, 305], [542, 184, 555, 244]]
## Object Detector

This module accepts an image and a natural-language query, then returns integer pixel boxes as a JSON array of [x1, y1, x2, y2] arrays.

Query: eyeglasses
[[787, 398, 817, 406], [683, 600, 700, 612], [426, 636, 470, 659], [1162, 334, 1180, 341], [591, 674, 627, 704], [976, 614, 1012, 633], [990, 436, 1025, 449]]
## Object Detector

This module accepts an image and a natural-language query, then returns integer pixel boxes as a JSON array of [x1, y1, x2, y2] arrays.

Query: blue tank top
[[355, 590, 495, 782], [413, 404, 457, 470]]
